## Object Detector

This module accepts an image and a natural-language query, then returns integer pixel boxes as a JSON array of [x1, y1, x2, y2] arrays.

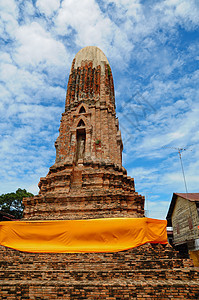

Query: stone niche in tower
[[23, 46, 145, 220]]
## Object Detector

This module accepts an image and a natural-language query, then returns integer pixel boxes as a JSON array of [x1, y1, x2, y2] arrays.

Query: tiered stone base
[[1, 244, 198, 299], [23, 192, 144, 220], [23, 164, 144, 220]]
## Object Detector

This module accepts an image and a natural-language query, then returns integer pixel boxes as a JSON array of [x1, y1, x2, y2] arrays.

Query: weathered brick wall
[[23, 164, 144, 220], [1, 283, 199, 300], [1, 244, 198, 299], [55, 104, 122, 166], [65, 49, 115, 111], [23, 192, 144, 220]]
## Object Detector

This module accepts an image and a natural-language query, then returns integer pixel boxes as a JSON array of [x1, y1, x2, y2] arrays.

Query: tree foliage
[[0, 188, 34, 219]]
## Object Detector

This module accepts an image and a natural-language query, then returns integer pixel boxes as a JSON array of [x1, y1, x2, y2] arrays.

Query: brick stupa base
[[1, 243, 199, 299], [23, 163, 144, 220]]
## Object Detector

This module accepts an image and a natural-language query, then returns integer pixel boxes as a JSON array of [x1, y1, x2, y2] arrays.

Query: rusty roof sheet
[[175, 193, 199, 202]]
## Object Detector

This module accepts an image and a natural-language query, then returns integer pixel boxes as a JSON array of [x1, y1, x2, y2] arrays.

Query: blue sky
[[0, 0, 199, 219]]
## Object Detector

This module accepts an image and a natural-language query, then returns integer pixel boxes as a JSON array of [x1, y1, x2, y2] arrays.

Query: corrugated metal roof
[[175, 193, 199, 202]]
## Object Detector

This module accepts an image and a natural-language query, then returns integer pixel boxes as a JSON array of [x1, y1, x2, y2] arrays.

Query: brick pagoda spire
[[23, 46, 144, 219], [57, 46, 121, 167]]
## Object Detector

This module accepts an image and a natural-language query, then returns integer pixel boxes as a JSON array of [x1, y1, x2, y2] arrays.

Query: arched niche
[[76, 128, 86, 161], [77, 119, 85, 127], [79, 106, 86, 114], [74, 115, 88, 129]]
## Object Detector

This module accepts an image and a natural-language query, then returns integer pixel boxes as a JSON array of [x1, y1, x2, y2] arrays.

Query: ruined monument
[[23, 46, 144, 220], [0, 47, 198, 299]]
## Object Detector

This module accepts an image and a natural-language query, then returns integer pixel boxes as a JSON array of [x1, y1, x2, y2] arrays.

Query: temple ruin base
[[1, 243, 198, 299]]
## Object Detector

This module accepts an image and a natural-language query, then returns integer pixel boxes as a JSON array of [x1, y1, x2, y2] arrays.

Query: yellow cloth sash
[[0, 217, 167, 253]]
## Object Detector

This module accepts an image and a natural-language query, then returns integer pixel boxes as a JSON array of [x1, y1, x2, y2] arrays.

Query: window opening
[[79, 106, 86, 114], [76, 129, 86, 161], [77, 119, 85, 127]]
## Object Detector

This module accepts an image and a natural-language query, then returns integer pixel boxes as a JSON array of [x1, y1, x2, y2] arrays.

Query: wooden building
[[167, 193, 199, 265]]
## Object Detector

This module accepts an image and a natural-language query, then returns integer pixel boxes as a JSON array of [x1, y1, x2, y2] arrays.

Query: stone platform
[[0, 243, 198, 299], [23, 164, 144, 220]]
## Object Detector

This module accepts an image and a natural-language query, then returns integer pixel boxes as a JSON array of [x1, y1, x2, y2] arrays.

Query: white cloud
[[0, 0, 18, 16], [36, 0, 60, 16], [22, 1, 36, 17], [14, 22, 68, 69], [154, 0, 199, 29], [54, 0, 134, 65], [147, 200, 170, 219], [0, 0, 19, 40]]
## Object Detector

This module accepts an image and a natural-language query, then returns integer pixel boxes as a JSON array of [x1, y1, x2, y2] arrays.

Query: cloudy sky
[[1, 0, 199, 219]]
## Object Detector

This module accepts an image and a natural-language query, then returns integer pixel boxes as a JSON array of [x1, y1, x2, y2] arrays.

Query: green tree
[[0, 188, 34, 219]]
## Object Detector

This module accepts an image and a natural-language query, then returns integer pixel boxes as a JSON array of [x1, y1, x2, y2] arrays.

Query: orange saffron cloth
[[0, 217, 167, 253]]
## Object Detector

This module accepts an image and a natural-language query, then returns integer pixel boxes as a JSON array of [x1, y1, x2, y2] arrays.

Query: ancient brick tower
[[23, 46, 144, 220], [1, 47, 199, 299]]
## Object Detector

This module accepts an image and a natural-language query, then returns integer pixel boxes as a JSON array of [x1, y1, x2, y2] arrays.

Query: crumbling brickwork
[[0, 243, 198, 299], [23, 46, 144, 220]]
